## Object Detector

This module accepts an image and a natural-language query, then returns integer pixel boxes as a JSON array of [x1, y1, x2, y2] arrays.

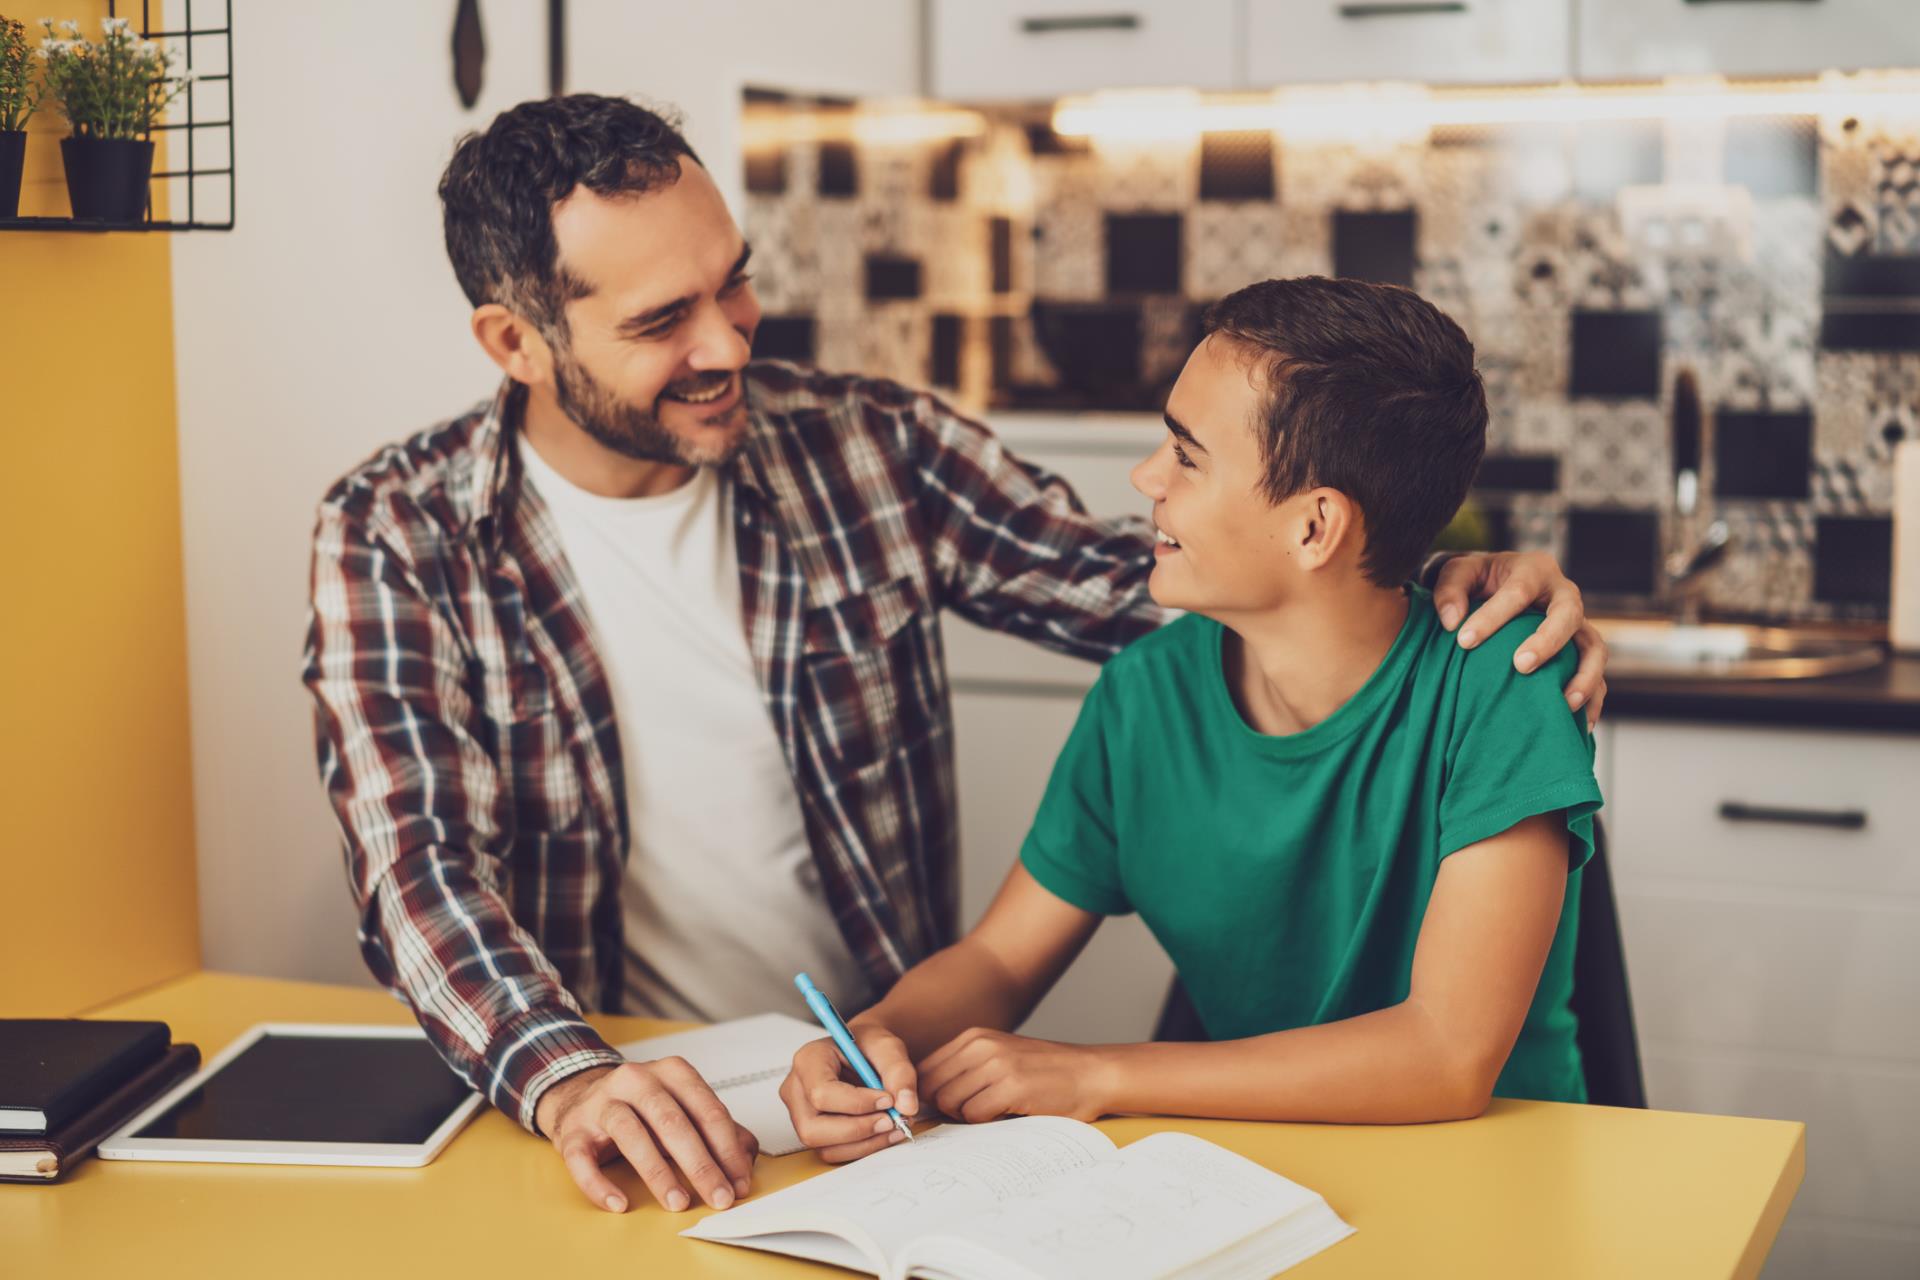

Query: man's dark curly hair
[[439, 93, 701, 340]]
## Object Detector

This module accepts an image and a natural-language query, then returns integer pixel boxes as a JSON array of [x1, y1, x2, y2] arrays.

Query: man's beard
[[551, 345, 746, 468]]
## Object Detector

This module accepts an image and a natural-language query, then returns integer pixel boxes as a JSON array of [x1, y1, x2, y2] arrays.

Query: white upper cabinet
[[1246, 1, 1573, 87], [929, 0, 1240, 101], [930, 0, 1920, 103], [1578, 0, 1920, 80]]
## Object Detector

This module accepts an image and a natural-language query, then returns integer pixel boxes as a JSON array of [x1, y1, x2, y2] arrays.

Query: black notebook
[[0, 1019, 171, 1133], [0, 1043, 200, 1181]]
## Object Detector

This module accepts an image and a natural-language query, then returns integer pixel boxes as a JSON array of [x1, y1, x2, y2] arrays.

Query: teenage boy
[[780, 277, 1603, 1162]]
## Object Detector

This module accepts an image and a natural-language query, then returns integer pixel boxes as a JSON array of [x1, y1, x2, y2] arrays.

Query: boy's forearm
[[852, 939, 1035, 1060], [1099, 999, 1500, 1125]]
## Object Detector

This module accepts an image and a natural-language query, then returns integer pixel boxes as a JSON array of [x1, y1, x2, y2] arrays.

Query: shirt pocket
[[800, 576, 945, 777], [489, 657, 586, 833]]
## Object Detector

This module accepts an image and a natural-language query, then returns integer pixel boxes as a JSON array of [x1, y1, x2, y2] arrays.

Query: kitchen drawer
[[1247, 0, 1571, 88], [1642, 1045, 1920, 1226], [1606, 721, 1917, 896], [1578, 0, 1919, 80], [930, 0, 1239, 102], [1618, 886, 1920, 1061]]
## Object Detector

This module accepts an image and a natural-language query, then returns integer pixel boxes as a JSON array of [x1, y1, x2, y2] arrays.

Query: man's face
[[543, 158, 761, 467], [1130, 334, 1315, 617]]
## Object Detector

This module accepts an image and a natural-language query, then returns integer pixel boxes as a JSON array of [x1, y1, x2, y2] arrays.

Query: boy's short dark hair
[[1202, 276, 1487, 587], [439, 93, 701, 339]]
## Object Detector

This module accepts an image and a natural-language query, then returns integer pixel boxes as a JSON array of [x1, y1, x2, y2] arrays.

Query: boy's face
[[1130, 334, 1314, 615]]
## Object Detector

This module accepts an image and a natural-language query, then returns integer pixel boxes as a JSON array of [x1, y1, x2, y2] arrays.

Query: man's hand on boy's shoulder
[[1428, 550, 1608, 728]]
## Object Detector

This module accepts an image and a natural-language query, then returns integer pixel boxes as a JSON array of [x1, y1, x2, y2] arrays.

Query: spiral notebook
[[617, 1014, 822, 1157]]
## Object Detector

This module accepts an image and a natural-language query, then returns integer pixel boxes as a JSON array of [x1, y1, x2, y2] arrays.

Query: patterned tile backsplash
[[739, 90, 1920, 619]]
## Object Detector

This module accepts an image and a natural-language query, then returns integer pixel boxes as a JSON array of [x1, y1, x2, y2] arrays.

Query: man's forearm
[[853, 939, 1035, 1060], [1098, 999, 1501, 1125]]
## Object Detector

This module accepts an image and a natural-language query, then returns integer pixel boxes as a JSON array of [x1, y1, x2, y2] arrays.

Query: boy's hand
[[780, 1025, 920, 1164], [917, 1029, 1117, 1125], [1431, 550, 1609, 728]]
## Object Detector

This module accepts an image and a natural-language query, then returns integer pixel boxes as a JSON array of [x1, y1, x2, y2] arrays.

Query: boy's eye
[[1173, 443, 1195, 469], [721, 273, 753, 297]]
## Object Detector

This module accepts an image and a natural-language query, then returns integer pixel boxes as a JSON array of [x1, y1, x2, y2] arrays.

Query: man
[[302, 94, 1607, 1217]]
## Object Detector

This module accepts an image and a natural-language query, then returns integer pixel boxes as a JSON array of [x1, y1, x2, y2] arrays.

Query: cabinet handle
[[1337, 3, 1468, 18], [1718, 801, 1867, 830], [1019, 13, 1141, 35]]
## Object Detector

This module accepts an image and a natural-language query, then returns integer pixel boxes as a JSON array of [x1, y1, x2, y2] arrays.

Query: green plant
[[0, 15, 42, 130], [37, 15, 186, 140]]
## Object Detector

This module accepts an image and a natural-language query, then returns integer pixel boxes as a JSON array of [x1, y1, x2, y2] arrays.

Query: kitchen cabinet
[[1601, 718, 1920, 1278], [929, 0, 1240, 102], [1577, 0, 1920, 80], [1246, 0, 1572, 88]]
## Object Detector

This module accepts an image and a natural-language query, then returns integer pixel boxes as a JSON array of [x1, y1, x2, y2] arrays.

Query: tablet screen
[[130, 1032, 476, 1145]]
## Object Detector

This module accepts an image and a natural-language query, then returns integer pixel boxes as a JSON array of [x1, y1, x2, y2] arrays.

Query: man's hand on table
[[535, 1059, 759, 1214]]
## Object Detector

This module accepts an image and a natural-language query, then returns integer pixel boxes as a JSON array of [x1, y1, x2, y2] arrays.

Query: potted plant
[[0, 15, 41, 219], [38, 15, 185, 222]]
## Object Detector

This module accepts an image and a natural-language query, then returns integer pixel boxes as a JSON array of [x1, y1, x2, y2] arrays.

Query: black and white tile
[[739, 84, 1920, 619]]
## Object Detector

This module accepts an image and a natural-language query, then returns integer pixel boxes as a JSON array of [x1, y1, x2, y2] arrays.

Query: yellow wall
[[0, 0, 200, 1014]]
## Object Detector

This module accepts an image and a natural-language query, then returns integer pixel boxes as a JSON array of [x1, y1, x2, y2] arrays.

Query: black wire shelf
[[2, 0, 235, 232]]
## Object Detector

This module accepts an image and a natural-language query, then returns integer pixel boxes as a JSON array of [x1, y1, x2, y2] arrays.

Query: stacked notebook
[[0, 1018, 200, 1181]]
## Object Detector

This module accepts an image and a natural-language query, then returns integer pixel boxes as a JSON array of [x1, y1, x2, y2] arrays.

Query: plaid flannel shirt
[[302, 361, 1167, 1131]]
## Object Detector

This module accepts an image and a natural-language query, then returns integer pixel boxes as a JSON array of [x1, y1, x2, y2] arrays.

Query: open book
[[618, 1014, 822, 1157], [683, 1116, 1354, 1280]]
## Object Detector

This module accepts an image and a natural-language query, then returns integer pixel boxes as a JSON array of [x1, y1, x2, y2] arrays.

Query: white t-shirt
[[517, 437, 870, 1022]]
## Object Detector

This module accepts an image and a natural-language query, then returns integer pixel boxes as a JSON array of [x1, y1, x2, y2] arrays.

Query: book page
[[618, 1014, 822, 1156], [684, 1117, 1118, 1262], [901, 1131, 1351, 1280]]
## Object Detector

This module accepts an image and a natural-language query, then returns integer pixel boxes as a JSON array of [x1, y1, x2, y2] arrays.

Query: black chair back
[[1569, 816, 1647, 1108]]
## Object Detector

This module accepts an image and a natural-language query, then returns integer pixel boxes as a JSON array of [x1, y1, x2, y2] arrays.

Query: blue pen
[[795, 972, 914, 1143]]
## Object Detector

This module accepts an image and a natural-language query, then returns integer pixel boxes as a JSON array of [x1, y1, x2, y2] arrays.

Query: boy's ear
[[1294, 488, 1363, 572]]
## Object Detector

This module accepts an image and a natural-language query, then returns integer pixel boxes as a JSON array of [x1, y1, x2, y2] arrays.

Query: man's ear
[[1295, 488, 1362, 572], [471, 303, 555, 386]]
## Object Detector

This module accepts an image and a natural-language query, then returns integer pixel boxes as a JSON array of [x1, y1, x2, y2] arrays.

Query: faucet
[[1666, 519, 1733, 626], [1665, 367, 1734, 626]]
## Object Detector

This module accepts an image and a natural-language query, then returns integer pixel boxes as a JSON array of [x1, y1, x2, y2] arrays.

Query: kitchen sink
[[1594, 620, 1886, 681]]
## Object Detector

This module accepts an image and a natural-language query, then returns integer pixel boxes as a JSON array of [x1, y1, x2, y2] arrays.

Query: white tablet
[[97, 1022, 484, 1168]]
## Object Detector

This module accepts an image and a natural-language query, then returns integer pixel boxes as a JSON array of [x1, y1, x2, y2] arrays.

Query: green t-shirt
[[1020, 586, 1603, 1103]]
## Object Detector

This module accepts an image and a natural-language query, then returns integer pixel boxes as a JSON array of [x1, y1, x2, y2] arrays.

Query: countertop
[[1606, 652, 1920, 734]]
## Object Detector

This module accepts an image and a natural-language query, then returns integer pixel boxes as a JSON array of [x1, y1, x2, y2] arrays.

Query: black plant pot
[[60, 136, 153, 223], [0, 130, 24, 220]]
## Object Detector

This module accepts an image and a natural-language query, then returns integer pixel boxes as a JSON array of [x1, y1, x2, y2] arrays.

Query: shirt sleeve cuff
[[1020, 839, 1134, 916], [482, 1008, 627, 1134], [1438, 778, 1604, 872]]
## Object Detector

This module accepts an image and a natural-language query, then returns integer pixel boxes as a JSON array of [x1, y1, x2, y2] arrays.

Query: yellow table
[[2, 972, 1803, 1278]]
